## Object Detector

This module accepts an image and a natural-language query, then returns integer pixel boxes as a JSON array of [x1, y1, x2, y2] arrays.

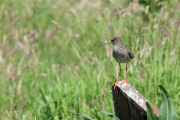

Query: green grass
[[0, 0, 180, 119]]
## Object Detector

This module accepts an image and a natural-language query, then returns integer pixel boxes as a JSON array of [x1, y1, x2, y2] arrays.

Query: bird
[[102, 37, 134, 89]]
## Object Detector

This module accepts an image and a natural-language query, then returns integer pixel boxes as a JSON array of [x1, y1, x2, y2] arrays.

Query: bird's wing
[[128, 51, 134, 59], [123, 45, 134, 59]]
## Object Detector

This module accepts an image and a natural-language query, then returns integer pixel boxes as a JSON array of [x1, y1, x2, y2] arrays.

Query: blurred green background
[[0, 0, 180, 119]]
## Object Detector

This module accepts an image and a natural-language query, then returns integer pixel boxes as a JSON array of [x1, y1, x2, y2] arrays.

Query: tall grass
[[0, 0, 180, 119]]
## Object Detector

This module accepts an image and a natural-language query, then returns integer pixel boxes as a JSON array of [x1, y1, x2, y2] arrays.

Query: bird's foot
[[113, 80, 122, 89], [120, 80, 130, 86], [113, 80, 130, 89], [125, 79, 130, 86], [113, 80, 131, 89]]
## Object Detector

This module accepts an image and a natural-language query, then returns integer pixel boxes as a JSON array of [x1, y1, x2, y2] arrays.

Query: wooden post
[[112, 80, 159, 120]]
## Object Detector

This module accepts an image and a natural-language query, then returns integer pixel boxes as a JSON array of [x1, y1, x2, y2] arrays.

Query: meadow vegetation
[[0, 0, 180, 119]]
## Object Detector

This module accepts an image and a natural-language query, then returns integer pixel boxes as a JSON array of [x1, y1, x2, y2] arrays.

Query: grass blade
[[101, 110, 120, 120], [78, 113, 95, 120], [158, 84, 177, 120], [146, 102, 158, 120]]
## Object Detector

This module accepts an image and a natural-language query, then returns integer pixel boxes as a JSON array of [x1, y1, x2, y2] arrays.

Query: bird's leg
[[125, 63, 130, 86], [117, 63, 121, 80], [113, 63, 122, 89]]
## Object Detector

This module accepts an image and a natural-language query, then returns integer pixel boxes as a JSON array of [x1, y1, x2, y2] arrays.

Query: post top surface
[[115, 80, 159, 115]]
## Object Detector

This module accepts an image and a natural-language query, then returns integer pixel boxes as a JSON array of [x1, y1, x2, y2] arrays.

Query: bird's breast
[[113, 46, 132, 63]]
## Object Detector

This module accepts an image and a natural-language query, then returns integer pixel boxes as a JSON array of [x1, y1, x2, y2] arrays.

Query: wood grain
[[112, 80, 159, 120]]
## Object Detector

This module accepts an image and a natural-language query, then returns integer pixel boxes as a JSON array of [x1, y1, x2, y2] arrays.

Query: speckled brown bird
[[102, 37, 134, 89]]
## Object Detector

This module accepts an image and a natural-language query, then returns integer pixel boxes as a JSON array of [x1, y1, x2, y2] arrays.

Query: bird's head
[[101, 37, 122, 46]]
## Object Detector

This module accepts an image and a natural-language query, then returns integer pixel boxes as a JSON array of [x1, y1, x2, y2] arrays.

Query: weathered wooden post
[[112, 80, 159, 120]]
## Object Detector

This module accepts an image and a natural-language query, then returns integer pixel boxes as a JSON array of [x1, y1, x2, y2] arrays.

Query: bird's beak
[[101, 41, 112, 46]]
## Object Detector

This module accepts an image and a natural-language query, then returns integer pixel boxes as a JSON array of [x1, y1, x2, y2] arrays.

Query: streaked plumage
[[111, 37, 134, 63], [102, 37, 134, 89]]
